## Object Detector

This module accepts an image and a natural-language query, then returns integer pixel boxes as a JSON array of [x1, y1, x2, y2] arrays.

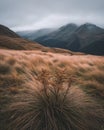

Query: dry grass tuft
[[2, 70, 104, 130], [0, 73, 24, 88], [7, 57, 16, 65], [82, 80, 104, 99], [0, 62, 11, 75], [2, 71, 104, 130]]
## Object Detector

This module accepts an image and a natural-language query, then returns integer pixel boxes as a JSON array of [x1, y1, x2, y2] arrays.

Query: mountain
[[17, 28, 55, 40], [80, 39, 104, 55], [66, 23, 104, 54], [35, 23, 78, 47], [35, 23, 104, 55], [38, 23, 78, 40]]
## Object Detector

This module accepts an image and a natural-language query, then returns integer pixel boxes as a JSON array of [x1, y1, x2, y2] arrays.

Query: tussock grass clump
[[15, 66, 26, 74], [0, 55, 4, 61], [7, 57, 16, 65], [82, 69, 104, 84], [82, 80, 104, 99], [0, 62, 11, 75], [0, 74, 24, 88], [1, 70, 104, 130]]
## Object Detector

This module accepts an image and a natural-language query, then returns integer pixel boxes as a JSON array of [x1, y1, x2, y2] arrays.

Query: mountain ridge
[[34, 23, 104, 55], [17, 28, 56, 40]]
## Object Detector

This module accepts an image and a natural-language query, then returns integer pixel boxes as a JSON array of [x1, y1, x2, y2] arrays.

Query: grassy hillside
[[0, 49, 104, 130], [0, 35, 83, 56]]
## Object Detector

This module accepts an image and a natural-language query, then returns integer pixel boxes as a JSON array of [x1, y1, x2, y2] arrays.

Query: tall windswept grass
[[1, 70, 104, 130], [0, 50, 104, 130]]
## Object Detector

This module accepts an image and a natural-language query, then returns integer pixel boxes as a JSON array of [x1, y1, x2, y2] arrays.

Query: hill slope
[[0, 25, 20, 38]]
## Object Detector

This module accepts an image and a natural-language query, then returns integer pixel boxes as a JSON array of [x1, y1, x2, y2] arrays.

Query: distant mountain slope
[[80, 39, 104, 55], [17, 28, 55, 40], [35, 23, 104, 55]]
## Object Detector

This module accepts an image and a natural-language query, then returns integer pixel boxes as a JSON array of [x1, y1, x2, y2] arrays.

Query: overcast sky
[[0, 0, 104, 31]]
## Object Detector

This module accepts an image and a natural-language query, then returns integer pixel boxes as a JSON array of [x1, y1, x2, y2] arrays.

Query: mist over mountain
[[17, 28, 55, 41]]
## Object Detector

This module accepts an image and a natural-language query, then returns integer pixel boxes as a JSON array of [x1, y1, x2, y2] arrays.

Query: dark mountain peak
[[76, 23, 104, 34], [83, 23, 96, 26], [59, 23, 78, 31], [0, 24, 20, 38], [83, 23, 102, 30], [35, 23, 78, 41]]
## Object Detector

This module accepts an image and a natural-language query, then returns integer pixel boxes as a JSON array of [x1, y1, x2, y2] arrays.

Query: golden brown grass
[[0, 49, 104, 130]]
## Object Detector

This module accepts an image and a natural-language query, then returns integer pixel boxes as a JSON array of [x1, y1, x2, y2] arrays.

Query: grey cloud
[[0, 0, 104, 31]]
